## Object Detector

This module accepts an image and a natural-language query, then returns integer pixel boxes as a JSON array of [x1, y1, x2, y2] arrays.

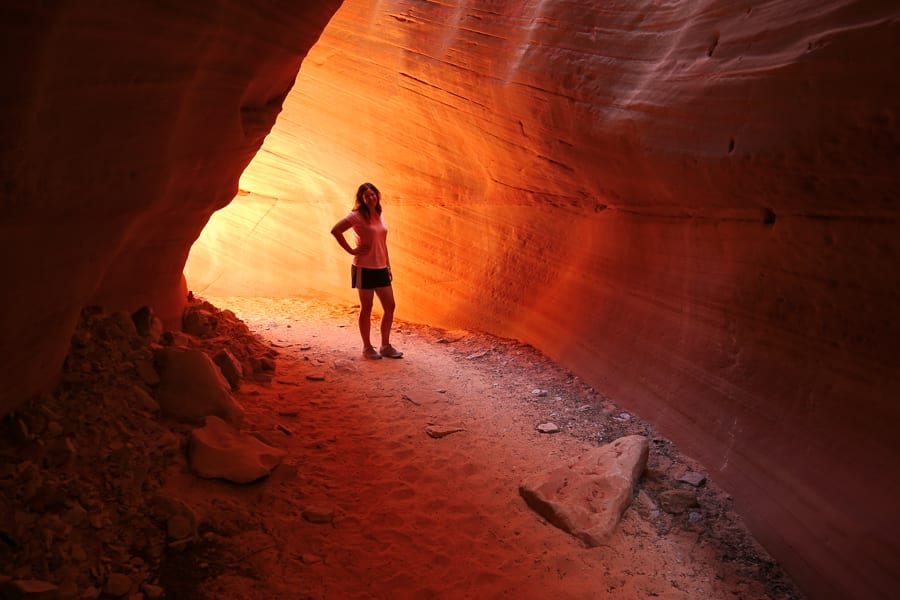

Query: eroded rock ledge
[[0, 0, 342, 418]]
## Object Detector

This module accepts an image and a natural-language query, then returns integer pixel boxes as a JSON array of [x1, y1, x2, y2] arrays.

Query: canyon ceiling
[[2, 1, 899, 599]]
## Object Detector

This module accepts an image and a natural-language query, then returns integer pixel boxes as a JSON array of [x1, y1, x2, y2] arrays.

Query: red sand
[[156, 295, 801, 599]]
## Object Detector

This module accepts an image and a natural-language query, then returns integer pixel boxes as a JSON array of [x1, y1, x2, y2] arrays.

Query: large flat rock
[[189, 416, 286, 484], [520, 435, 649, 546]]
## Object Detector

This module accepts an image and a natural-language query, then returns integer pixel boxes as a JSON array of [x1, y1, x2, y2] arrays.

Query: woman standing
[[330, 182, 403, 359]]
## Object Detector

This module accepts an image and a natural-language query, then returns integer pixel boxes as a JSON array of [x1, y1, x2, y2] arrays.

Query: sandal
[[380, 344, 404, 359], [363, 346, 382, 360]]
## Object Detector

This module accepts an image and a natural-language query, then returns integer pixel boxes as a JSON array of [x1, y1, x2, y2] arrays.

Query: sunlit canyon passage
[[2, 1, 899, 599]]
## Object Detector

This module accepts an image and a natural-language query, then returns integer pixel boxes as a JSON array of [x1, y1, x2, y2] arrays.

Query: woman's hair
[[354, 182, 382, 219]]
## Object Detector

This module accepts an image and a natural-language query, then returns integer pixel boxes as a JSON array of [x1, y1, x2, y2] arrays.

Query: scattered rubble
[[0, 295, 279, 598]]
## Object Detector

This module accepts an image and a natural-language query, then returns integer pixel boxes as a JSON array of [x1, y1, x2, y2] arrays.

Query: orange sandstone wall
[[0, 2, 342, 413], [187, 1, 900, 598], [0, 1, 897, 598]]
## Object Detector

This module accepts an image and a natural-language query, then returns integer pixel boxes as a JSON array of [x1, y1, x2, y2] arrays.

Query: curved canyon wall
[[0, 2, 341, 412], [0, 1, 897, 599], [187, 1, 900, 598]]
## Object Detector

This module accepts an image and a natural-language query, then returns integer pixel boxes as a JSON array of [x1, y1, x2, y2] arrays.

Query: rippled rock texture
[[2, 1, 898, 599], [187, 2, 900, 598]]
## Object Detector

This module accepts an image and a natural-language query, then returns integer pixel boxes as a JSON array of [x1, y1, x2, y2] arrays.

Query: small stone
[[167, 515, 193, 540], [688, 511, 703, 523], [132, 306, 163, 339], [677, 471, 707, 487], [301, 553, 323, 564], [424, 425, 465, 439], [531, 389, 548, 397], [333, 359, 356, 373], [182, 308, 218, 337], [302, 508, 334, 524], [109, 311, 139, 338], [104, 573, 133, 597], [536, 422, 560, 434], [63, 504, 89, 527], [658, 490, 699, 514], [8, 579, 59, 598], [635, 489, 661, 518], [213, 349, 243, 389], [305, 374, 325, 381], [132, 386, 159, 414], [142, 584, 164, 599], [466, 351, 488, 360]]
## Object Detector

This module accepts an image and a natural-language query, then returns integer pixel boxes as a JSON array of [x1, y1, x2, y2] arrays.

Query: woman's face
[[362, 188, 379, 210]]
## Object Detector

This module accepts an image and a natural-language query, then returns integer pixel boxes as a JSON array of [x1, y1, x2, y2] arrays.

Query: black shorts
[[351, 265, 392, 289]]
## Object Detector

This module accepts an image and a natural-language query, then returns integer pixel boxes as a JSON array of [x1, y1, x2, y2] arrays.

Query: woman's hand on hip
[[352, 244, 371, 256]]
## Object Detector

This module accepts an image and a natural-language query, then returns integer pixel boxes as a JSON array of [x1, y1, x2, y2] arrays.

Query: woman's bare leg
[[374, 286, 396, 347], [357, 288, 375, 348]]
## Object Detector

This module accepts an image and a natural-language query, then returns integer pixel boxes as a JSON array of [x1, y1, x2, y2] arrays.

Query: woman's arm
[[331, 218, 369, 256]]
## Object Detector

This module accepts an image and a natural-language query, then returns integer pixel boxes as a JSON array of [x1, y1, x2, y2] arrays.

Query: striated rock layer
[[0, 2, 342, 414], [187, 1, 900, 598], [0, 1, 897, 599]]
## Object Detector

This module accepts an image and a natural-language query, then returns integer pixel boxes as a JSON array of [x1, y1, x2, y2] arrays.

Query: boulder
[[155, 348, 243, 426], [213, 349, 243, 390], [519, 435, 649, 546], [131, 306, 163, 340], [189, 416, 286, 484]]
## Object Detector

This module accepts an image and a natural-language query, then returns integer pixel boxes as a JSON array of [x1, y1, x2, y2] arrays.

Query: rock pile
[[0, 295, 280, 598]]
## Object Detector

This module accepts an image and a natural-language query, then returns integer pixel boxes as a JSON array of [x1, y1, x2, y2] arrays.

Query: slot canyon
[[1, 1, 898, 599]]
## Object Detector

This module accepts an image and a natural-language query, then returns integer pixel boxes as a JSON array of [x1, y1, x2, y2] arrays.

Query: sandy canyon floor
[[1, 294, 804, 599], [167, 295, 802, 600]]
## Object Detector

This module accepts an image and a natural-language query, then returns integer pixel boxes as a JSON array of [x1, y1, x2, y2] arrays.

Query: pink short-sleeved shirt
[[345, 210, 388, 269]]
